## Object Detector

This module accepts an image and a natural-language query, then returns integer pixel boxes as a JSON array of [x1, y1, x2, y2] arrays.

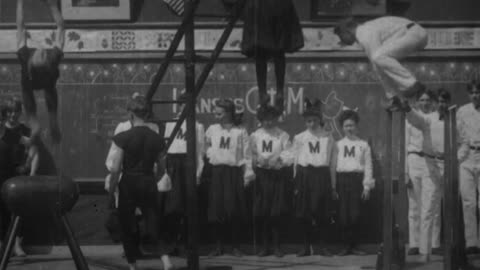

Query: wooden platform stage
[[6, 244, 477, 270]]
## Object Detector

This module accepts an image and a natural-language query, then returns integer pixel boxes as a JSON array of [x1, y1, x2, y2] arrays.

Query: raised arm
[[406, 109, 429, 132], [16, 0, 27, 49], [46, 0, 65, 50]]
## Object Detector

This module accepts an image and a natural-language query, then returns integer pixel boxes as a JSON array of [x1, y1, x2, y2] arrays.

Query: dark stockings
[[257, 217, 281, 253], [254, 51, 286, 111]]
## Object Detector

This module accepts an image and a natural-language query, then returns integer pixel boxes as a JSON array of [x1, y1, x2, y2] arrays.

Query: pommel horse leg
[[0, 215, 21, 270], [60, 214, 89, 270]]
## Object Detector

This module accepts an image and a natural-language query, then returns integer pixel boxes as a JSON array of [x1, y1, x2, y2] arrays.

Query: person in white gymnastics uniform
[[333, 109, 374, 256], [404, 88, 451, 262], [457, 81, 480, 254], [205, 99, 253, 257], [250, 105, 293, 258], [334, 16, 428, 109]]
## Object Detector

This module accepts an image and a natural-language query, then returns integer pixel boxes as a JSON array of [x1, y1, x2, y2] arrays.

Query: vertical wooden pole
[[398, 112, 406, 267], [383, 111, 393, 270], [449, 106, 461, 270], [184, 0, 199, 269], [444, 108, 453, 270]]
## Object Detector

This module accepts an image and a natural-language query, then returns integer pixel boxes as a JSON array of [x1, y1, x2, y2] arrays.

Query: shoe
[[351, 248, 367, 256], [431, 247, 443, 256], [465, 246, 479, 255], [297, 248, 311, 257], [257, 248, 269, 257], [273, 247, 284, 258], [208, 247, 223, 257], [317, 247, 333, 257], [402, 81, 425, 99], [407, 247, 419, 255], [169, 247, 180, 257], [232, 248, 244, 257], [337, 248, 351, 256]]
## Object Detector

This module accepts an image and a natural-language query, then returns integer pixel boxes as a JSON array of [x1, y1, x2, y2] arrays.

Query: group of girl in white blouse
[[161, 97, 375, 258]]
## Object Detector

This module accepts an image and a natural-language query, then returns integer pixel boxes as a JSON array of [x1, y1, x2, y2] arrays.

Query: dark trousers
[[118, 174, 166, 263]]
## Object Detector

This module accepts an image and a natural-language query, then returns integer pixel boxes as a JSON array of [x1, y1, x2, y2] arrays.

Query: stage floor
[[5, 245, 469, 270]]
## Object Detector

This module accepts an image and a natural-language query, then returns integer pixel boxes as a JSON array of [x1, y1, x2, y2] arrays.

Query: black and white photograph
[[0, 0, 479, 269]]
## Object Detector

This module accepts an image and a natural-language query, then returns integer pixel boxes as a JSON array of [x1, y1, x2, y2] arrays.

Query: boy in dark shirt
[[108, 96, 173, 270], [17, 0, 64, 143], [4, 98, 31, 176]]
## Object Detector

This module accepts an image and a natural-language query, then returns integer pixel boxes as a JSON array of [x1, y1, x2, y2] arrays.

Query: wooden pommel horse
[[0, 175, 89, 270]]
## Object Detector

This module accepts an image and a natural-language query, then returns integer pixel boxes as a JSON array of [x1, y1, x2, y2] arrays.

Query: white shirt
[[335, 137, 375, 191], [164, 120, 205, 178], [291, 129, 334, 167], [356, 16, 415, 59], [457, 103, 480, 161], [250, 127, 293, 169], [406, 110, 444, 156], [406, 111, 430, 153], [205, 124, 251, 167]]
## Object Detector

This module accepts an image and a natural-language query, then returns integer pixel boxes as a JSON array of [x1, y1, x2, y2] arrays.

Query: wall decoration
[[311, 0, 387, 19], [61, 0, 130, 20]]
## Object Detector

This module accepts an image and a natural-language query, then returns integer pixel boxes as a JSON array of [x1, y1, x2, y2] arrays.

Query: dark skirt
[[159, 154, 187, 216], [253, 167, 293, 217], [336, 172, 364, 228], [241, 0, 304, 58], [207, 165, 247, 223], [294, 166, 331, 221]]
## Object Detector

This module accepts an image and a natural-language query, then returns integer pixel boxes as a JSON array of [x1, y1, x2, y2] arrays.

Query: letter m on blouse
[[308, 141, 320, 153], [262, 140, 273, 153], [219, 136, 231, 149], [176, 129, 185, 140], [344, 146, 355, 158]]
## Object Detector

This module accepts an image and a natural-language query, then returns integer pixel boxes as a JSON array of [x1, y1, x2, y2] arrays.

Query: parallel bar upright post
[[383, 111, 393, 270], [184, 0, 199, 269], [449, 106, 460, 270], [444, 107, 453, 270], [398, 112, 406, 268]]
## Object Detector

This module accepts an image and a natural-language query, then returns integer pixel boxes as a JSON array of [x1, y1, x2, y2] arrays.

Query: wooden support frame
[[382, 110, 393, 270]]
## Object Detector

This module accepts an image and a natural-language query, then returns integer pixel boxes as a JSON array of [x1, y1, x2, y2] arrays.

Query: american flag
[[163, 0, 184, 16]]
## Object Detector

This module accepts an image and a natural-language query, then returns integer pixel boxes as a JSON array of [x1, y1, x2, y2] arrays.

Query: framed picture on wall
[[61, 0, 131, 20], [311, 0, 387, 19]]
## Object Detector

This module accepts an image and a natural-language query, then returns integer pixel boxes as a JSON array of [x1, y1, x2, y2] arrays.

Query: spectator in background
[[457, 81, 480, 254], [405, 89, 442, 256]]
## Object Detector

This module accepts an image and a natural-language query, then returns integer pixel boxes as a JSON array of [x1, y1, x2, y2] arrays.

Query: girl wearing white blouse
[[205, 99, 253, 257], [333, 109, 374, 256], [250, 105, 293, 257], [291, 99, 336, 257]]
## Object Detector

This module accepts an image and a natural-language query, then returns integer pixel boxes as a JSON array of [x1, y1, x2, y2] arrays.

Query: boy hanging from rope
[[17, 0, 65, 143]]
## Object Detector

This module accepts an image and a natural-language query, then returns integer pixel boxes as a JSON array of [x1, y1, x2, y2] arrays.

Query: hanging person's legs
[[273, 52, 286, 113], [21, 86, 41, 142], [44, 87, 61, 143], [370, 24, 428, 101], [255, 51, 270, 107]]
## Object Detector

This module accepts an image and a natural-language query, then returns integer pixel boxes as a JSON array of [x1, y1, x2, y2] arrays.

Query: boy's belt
[[408, 151, 444, 160], [470, 145, 480, 151]]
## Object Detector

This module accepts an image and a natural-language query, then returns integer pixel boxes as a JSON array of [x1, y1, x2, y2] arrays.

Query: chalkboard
[[0, 60, 476, 179]]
